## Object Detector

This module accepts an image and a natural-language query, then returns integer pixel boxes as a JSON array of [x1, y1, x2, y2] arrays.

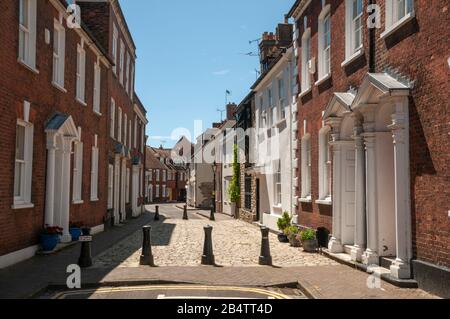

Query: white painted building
[[252, 47, 297, 231]]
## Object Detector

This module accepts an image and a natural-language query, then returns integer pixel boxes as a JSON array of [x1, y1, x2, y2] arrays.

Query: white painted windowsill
[[93, 110, 102, 117], [17, 59, 39, 74], [315, 73, 331, 86], [299, 197, 312, 203], [381, 12, 416, 39], [298, 87, 312, 98], [76, 98, 87, 107], [341, 48, 364, 68], [52, 82, 67, 93], [12, 203, 35, 210], [72, 200, 84, 205], [90, 198, 99, 202], [315, 199, 332, 206]]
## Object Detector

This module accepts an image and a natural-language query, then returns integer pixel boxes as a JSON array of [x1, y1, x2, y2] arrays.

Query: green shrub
[[300, 228, 317, 241], [276, 212, 292, 232], [285, 225, 300, 239], [228, 144, 240, 203]]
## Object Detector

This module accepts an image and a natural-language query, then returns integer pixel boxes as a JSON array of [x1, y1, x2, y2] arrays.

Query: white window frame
[[317, 127, 332, 204], [318, 5, 331, 82], [128, 119, 132, 148], [18, 0, 37, 71], [93, 60, 101, 115], [13, 117, 34, 209], [343, 0, 364, 65], [90, 135, 99, 201], [124, 114, 128, 147], [110, 98, 116, 139], [107, 164, 113, 209], [112, 24, 118, 75], [300, 134, 312, 201], [267, 88, 274, 127], [382, 0, 415, 39], [76, 42, 86, 104], [130, 62, 135, 99], [72, 140, 83, 204], [52, 19, 66, 90], [125, 51, 130, 95], [119, 40, 125, 85], [156, 184, 160, 198], [126, 168, 130, 203], [118, 107, 122, 143], [274, 160, 282, 206], [163, 170, 167, 182], [301, 28, 312, 94], [277, 76, 286, 120]]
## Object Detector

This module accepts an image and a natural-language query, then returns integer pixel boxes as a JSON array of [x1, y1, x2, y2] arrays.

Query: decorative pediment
[[323, 92, 355, 120], [352, 73, 410, 111], [45, 112, 79, 140]]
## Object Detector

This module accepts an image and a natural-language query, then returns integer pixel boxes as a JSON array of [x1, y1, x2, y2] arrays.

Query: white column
[[351, 123, 366, 262], [45, 133, 57, 227], [327, 118, 344, 253], [114, 155, 120, 225], [389, 99, 412, 279], [362, 125, 379, 265], [120, 158, 126, 222], [60, 137, 73, 243]]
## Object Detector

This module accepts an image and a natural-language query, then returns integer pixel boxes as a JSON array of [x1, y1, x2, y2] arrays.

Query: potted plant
[[227, 144, 240, 218], [285, 225, 301, 247], [276, 212, 292, 243], [69, 222, 83, 242], [40, 226, 63, 252], [300, 228, 318, 252]]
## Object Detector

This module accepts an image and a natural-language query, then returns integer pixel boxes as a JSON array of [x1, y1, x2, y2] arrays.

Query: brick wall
[[0, 0, 109, 256], [373, 1, 450, 268]]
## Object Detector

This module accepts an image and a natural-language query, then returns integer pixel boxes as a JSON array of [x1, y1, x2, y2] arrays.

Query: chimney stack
[[226, 103, 237, 121]]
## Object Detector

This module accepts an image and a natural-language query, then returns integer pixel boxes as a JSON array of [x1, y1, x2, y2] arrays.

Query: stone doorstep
[[321, 249, 419, 289], [35, 241, 79, 256]]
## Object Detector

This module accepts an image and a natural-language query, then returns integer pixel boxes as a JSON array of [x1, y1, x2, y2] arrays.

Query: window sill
[[299, 197, 312, 203], [12, 203, 35, 210], [90, 198, 99, 202], [341, 48, 364, 68], [76, 98, 87, 107], [298, 87, 312, 98], [52, 82, 67, 93], [381, 12, 416, 39], [315, 73, 331, 86], [72, 200, 84, 205], [93, 110, 102, 117], [272, 204, 283, 211], [17, 59, 39, 74], [315, 199, 332, 206]]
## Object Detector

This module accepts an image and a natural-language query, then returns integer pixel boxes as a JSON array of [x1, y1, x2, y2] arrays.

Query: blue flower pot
[[40, 234, 59, 252], [70, 228, 82, 241]]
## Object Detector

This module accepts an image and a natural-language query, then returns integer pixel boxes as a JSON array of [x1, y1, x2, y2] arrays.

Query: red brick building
[[146, 146, 188, 203], [0, 0, 111, 267], [0, 0, 148, 269], [288, 0, 449, 296], [78, 0, 148, 225]]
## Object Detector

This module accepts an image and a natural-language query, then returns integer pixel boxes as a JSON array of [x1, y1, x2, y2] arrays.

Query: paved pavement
[[0, 204, 439, 299], [94, 204, 337, 267]]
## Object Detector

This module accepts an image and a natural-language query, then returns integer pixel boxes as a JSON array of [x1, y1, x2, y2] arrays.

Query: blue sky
[[120, 0, 294, 148]]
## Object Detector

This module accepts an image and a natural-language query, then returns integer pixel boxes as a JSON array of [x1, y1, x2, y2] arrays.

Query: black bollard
[[154, 205, 160, 221], [183, 205, 189, 220], [259, 226, 272, 266], [140, 226, 155, 266], [210, 206, 215, 221], [201, 226, 215, 265], [78, 227, 93, 268]]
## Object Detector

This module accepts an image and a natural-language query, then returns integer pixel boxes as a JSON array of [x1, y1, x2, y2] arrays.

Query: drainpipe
[[368, 0, 376, 73]]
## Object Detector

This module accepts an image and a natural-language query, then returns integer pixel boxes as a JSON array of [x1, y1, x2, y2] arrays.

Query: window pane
[[20, 0, 29, 27], [14, 162, 22, 197], [15, 125, 25, 161]]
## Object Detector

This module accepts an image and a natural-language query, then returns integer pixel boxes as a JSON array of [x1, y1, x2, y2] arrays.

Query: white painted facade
[[253, 47, 297, 231]]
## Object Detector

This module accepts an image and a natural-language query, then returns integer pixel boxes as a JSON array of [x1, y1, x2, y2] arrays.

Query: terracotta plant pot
[[289, 237, 302, 247], [302, 239, 318, 252]]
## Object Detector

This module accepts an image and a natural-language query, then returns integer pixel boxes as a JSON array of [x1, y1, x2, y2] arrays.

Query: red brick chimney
[[226, 103, 237, 121]]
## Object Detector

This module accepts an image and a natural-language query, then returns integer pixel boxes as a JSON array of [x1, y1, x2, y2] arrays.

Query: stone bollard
[[154, 205, 160, 221], [140, 226, 155, 266], [78, 227, 93, 268], [201, 226, 215, 265], [210, 206, 215, 221], [259, 227, 272, 266], [183, 205, 189, 220]]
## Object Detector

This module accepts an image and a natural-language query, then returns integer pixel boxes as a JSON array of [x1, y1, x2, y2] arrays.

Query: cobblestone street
[[94, 204, 338, 268]]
